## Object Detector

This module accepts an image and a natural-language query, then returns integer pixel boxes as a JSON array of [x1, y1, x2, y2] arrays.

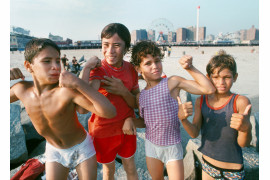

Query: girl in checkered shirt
[[130, 41, 215, 180]]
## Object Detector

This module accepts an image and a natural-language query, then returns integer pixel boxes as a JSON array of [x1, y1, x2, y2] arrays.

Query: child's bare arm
[[122, 117, 137, 135], [133, 93, 146, 128], [132, 117, 145, 128], [175, 55, 216, 95], [101, 76, 139, 108], [75, 57, 102, 114], [179, 97, 202, 138], [10, 68, 26, 103], [79, 56, 101, 83], [231, 96, 252, 147], [10, 68, 25, 81], [59, 68, 116, 119]]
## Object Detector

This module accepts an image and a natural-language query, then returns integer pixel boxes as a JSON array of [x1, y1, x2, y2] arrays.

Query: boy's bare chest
[[21, 91, 71, 122]]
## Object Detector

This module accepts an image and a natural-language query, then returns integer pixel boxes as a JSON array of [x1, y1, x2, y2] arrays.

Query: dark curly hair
[[130, 41, 164, 66], [24, 38, 60, 63], [206, 50, 237, 77]]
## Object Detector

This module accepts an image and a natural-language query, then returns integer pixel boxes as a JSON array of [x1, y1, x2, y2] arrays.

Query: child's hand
[[230, 104, 252, 132], [102, 76, 128, 95], [177, 96, 193, 121], [84, 56, 101, 70], [10, 68, 25, 80], [179, 55, 193, 69], [59, 62, 78, 88], [122, 118, 137, 135]]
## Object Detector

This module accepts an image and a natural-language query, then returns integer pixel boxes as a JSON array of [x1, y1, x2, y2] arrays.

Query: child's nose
[[219, 78, 225, 84], [52, 62, 60, 70], [107, 45, 115, 54]]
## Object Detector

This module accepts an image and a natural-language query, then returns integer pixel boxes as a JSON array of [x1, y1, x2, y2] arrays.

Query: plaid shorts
[[202, 156, 245, 180]]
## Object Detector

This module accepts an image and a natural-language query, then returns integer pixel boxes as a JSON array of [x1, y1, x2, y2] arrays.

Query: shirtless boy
[[10, 38, 116, 180]]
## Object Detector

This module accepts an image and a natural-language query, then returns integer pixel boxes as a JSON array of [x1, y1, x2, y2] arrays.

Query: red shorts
[[93, 134, 136, 164]]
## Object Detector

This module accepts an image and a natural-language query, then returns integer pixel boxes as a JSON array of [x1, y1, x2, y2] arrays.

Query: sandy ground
[[10, 46, 259, 114]]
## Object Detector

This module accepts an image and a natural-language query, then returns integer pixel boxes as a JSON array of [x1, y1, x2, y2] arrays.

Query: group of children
[[10, 23, 252, 180]]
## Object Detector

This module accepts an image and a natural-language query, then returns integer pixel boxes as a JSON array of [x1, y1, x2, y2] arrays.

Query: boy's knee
[[122, 158, 137, 174]]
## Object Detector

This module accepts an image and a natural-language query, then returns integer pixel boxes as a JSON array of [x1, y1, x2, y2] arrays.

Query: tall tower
[[196, 6, 200, 42]]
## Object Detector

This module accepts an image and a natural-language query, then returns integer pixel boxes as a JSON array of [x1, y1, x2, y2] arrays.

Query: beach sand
[[10, 46, 259, 114]]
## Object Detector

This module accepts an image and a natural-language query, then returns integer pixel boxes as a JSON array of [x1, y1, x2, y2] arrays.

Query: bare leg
[[146, 156, 164, 180], [45, 161, 69, 180], [122, 156, 138, 180], [103, 161, 115, 180], [166, 159, 184, 180], [76, 155, 97, 180], [202, 170, 215, 180]]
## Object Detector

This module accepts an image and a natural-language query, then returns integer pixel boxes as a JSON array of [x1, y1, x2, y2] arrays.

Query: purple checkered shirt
[[139, 78, 181, 146]]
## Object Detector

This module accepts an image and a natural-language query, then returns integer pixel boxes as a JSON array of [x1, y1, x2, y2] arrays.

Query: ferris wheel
[[149, 18, 174, 43]]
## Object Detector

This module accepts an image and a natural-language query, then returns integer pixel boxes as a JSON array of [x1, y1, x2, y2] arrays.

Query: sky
[[9, 0, 259, 41]]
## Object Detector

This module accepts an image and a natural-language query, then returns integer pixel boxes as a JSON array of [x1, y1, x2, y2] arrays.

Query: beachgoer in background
[[10, 38, 116, 180], [79, 23, 139, 180], [179, 50, 251, 180], [61, 54, 69, 70], [168, 46, 172, 57], [130, 41, 215, 180], [70, 56, 81, 76]]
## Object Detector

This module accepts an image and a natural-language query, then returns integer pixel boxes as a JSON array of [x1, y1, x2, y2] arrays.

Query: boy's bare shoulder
[[11, 81, 34, 90], [236, 95, 250, 104]]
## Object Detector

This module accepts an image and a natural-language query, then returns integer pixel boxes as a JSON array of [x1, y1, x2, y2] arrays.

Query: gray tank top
[[198, 94, 243, 164]]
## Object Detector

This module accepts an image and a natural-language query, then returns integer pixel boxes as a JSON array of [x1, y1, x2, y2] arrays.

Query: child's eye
[[145, 62, 151, 66]]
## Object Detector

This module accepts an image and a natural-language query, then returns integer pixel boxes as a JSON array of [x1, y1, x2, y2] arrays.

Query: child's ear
[[233, 73, 238, 82], [24, 61, 33, 73], [135, 66, 141, 74]]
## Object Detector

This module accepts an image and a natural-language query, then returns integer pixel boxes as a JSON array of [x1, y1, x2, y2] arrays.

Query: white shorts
[[45, 133, 96, 168], [145, 139, 183, 165]]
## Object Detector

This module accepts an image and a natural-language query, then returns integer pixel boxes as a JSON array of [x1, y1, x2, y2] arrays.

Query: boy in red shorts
[[80, 23, 139, 180]]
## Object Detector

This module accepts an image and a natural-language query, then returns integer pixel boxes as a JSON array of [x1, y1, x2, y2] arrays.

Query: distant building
[[75, 40, 101, 47], [168, 31, 176, 43], [206, 34, 215, 41], [239, 30, 247, 41], [186, 26, 196, 41], [176, 26, 206, 43], [10, 32, 35, 50], [237, 25, 259, 43], [54, 38, 73, 47], [198, 27, 206, 41], [11, 26, 30, 36], [10, 26, 34, 50], [176, 28, 187, 43], [131, 29, 148, 44], [147, 29, 155, 42], [247, 25, 259, 41], [49, 33, 63, 41]]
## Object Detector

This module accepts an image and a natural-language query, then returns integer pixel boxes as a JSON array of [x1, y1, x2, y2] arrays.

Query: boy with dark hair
[[179, 50, 252, 180], [80, 23, 139, 180], [10, 38, 116, 180]]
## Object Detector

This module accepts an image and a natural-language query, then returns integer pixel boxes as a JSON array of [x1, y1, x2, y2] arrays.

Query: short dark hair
[[101, 23, 131, 52], [24, 38, 60, 63], [206, 50, 237, 77], [130, 41, 164, 66]]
